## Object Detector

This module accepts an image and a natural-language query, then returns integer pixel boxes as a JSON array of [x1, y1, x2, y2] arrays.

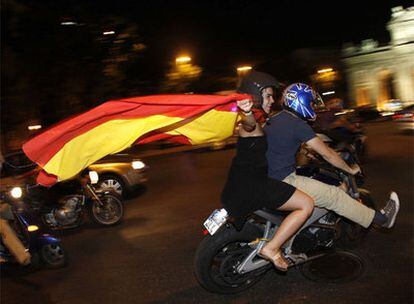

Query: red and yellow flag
[[23, 94, 248, 186]]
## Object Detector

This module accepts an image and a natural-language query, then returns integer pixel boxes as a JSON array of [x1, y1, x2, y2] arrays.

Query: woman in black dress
[[221, 76, 314, 271]]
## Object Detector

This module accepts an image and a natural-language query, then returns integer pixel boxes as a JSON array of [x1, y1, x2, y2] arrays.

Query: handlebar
[[0, 192, 22, 210], [339, 171, 360, 199]]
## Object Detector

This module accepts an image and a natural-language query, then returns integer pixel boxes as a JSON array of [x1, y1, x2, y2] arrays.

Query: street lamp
[[28, 125, 42, 131], [236, 66, 252, 72], [317, 68, 333, 74], [176, 56, 191, 64]]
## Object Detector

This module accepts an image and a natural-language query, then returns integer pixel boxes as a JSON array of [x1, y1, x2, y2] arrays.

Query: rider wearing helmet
[[237, 71, 281, 103], [236, 71, 281, 127], [282, 83, 324, 121], [264, 82, 400, 230], [221, 73, 315, 271]]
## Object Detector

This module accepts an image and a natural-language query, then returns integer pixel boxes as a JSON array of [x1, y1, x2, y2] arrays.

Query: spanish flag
[[23, 94, 248, 186]]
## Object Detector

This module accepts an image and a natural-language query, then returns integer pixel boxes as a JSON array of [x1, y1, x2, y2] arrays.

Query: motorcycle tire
[[98, 174, 127, 198], [39, 243, 68, 269], [337, 192, 375, 249], [89, 193, 124, 226], [194, 222, 269, 294]]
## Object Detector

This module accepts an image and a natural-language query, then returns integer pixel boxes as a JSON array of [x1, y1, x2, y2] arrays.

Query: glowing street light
[[28, 125, 42, 131], [103, 31, 115, 35], [317, 68, 333, 74], [61, 21, 77, 26], [175, 56, 192, 64], [236, 66, 252, 72], [322, 91, 335, 96]]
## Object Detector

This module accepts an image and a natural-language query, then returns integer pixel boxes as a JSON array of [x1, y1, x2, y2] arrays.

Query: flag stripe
[[23, 94, 243, 167], [23, 94, 248, 185], [43, 109, 237, 181]]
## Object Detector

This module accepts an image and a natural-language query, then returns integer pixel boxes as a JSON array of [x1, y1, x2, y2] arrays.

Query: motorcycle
[[30, 171, 124, 229], [323, 127, 367, 163], [194, 148, 374, 294], [312, 110, 367, 163], [0, 186, 67, 269]]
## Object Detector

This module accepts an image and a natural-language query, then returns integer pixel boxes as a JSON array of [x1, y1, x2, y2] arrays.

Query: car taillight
[[202, 229, 209, 235], [393, 113, 413, 120]]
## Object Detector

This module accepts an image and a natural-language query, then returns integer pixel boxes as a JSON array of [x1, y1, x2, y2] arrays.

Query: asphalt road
[[1, 121, 413, 304]]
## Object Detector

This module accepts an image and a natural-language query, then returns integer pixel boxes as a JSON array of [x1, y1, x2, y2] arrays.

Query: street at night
[[2, 1, 414, 303], [1, 121, 412, 304]]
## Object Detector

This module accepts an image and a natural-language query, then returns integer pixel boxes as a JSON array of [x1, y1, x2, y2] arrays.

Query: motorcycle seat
[[253, 208, 287, 224]]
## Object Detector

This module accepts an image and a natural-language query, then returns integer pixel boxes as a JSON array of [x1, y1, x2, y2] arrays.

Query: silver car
[[88, 153, 148, 197]]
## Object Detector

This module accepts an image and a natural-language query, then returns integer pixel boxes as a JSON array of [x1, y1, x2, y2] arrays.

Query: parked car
[[1, 150, 148, 197], [392, 104, 414, 131]]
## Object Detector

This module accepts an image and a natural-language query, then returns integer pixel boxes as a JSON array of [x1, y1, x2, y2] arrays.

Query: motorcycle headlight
[[132, 160, 145, 170], [10, 187, 23, 199], [89, 171, 99, 184], [27, 225, 39, 232]]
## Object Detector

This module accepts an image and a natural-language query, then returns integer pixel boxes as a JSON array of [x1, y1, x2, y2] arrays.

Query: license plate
[[203, 208, 228, 235]]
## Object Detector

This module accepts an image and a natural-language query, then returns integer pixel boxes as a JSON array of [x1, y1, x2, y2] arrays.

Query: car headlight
[[89, 171, 99, 184], [10, 187, 23, 199], [132, 160, 145, 170]]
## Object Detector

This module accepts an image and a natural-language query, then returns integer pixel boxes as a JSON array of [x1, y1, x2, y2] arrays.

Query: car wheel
[[98, 175, 126, 197]]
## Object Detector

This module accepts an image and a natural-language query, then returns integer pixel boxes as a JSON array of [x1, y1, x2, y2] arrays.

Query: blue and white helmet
[[282, 83, 324, 121]]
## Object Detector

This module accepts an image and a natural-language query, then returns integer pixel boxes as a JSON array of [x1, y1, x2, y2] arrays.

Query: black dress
[[221, 136, 296, 224]]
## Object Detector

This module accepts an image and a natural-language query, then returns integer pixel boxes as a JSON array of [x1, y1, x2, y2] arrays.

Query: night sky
[[2, 0, 414, 143], [19, 0, 413, 69], [69, 0, 414, 66]]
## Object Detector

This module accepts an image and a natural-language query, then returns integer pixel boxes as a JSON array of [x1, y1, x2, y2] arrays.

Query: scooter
[[0, 186, 67, 269]]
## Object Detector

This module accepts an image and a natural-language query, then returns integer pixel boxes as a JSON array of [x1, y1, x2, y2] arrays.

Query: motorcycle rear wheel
[[89, 193, 124, 226], [194, 222, 268, 294]]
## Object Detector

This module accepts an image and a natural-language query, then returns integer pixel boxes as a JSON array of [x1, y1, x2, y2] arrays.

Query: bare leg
[[260, 189, 314, 270]]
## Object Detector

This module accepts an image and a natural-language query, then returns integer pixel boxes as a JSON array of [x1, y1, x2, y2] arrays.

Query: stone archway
[[355, 87, 371, 106], [377, 69, 397, 109]]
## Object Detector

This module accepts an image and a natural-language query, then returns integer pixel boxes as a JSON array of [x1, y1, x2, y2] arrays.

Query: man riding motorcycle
[[0, 157, 31, 265], [238, 73, 400, 230]]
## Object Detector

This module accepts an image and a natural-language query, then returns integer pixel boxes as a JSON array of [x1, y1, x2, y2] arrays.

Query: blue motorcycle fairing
[[34, 235, 61, 250]]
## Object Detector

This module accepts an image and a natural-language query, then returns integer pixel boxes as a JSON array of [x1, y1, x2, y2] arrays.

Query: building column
[[346, 70, 357, 107], [369, 69, 380, 108], [395, 65, 414, 103]]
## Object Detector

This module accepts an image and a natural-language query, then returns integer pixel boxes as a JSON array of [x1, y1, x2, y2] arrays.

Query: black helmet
[[237, 71, 281, 103]]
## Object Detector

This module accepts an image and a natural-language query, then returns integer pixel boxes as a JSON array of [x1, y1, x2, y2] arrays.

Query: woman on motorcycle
[[221, 72, 314, 271]]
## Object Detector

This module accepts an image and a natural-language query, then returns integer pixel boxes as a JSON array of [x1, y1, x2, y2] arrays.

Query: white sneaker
[[380, 192, 400, 228]]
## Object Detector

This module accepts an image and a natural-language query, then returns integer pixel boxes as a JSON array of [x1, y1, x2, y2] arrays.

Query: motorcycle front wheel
[[89, 193, 124, 226], [39, 243, 68, 269], [194, 222, 268, 294]]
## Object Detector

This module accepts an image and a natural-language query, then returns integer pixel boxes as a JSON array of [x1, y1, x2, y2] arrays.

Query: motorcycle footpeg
[[284, 253, 308, 265]]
